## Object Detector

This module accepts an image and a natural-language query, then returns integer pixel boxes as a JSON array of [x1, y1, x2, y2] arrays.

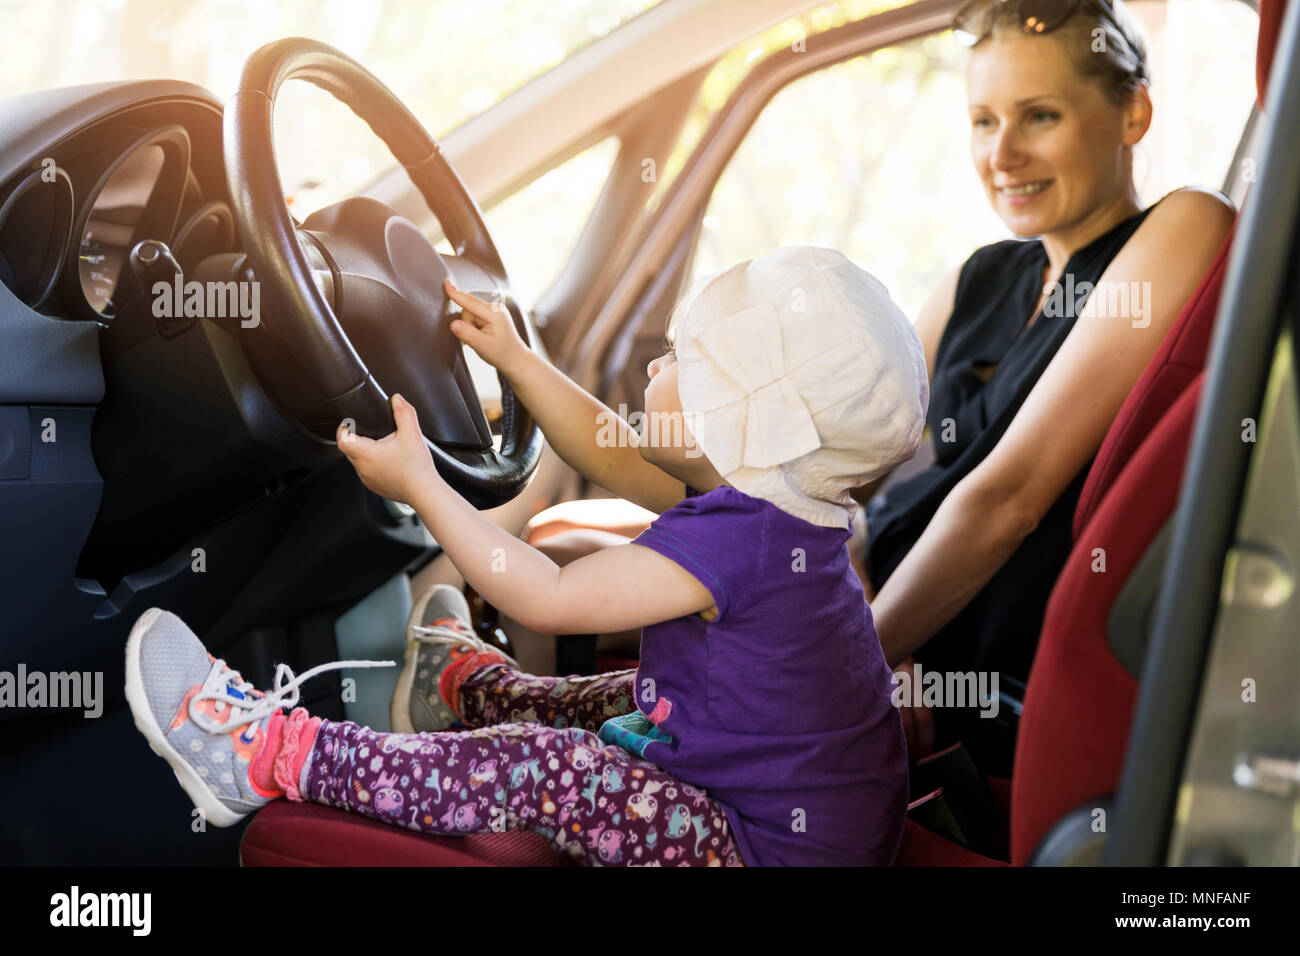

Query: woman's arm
[[872, 187, 1236, 666]]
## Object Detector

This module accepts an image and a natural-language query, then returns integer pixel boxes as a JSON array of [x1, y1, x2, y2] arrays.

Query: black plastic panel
[[0, 277, 103, 404]]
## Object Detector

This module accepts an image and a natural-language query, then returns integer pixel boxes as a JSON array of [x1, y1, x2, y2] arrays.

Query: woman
[[495, 0, 1236, 768]]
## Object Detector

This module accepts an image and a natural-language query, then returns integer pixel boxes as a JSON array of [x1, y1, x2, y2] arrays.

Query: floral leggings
[[296, 665, 744, 866]]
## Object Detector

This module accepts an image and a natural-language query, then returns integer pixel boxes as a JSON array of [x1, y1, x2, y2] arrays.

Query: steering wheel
[[223, 37, 542, 509]]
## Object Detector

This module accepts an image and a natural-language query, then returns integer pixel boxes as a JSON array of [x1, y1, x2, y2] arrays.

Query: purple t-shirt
[[617, 484, 908, 866]]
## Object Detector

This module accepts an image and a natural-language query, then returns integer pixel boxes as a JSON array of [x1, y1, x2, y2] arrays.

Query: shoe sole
[[124, 608, 246, 828], [388, 584, 445, 733]]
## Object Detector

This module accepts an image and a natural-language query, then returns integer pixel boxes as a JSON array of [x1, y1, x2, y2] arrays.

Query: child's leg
[[126, 607, 704, 865], [395, 584, 636, 734], [457, 663, 636, 732], [291, 714, 743, 866]]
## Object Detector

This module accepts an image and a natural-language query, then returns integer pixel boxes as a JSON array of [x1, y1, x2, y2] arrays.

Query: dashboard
[[0, 92, 237, 324], [0, 81, 434, 717], [0, 83, 345, 583]]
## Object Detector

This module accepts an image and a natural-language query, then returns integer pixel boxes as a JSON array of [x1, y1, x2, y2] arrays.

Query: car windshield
[[0, 0, 662, 214]]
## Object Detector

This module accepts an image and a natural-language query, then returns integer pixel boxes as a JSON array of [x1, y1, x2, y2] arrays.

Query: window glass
[[481, 135, 622, 306], [1, 0, 662, 214], [451, 135, 622, 413], [648, 0, 913, 215]]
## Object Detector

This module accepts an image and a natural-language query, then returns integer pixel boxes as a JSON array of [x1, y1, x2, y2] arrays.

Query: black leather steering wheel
[[223, 37, 542, 509]]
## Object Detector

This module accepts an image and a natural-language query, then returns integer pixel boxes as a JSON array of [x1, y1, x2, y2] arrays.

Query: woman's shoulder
[[960, 187, 1233, 277], [1139, 186, 1236, 235], [1075, 187, 1235, 288]]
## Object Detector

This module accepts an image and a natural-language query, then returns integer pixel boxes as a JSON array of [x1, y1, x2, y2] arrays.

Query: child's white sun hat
[[669, 245, 929, 529]]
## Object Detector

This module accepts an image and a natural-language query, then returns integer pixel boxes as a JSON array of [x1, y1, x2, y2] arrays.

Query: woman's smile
[[998, 178, 1053, 203]]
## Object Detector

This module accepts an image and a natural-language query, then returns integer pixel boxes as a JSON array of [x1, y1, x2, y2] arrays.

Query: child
[[125, 245, 928, 866]]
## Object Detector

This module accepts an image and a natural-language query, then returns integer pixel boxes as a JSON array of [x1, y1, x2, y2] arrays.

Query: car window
[[0, 0, 662, 216], [684, 0, 1257, 322], [646, 0, 915, 216], [450, 135, 623, 418], [477, 135, 622, 307]]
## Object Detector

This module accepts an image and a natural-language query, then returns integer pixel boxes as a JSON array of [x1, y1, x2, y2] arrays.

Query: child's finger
[[443, 279, 502, 327], [442, 279, 485, 321], [336, 420, 373, 453], [448, 312, 485, 349], [392, 394, 422, 433]]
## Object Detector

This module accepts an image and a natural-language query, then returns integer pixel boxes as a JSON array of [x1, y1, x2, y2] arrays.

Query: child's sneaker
[[125, 607, 393, 827], [390, 583, 517, 733]]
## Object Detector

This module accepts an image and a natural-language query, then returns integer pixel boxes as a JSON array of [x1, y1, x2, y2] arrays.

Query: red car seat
[[1071, 221, 1237, 537], [241, 2, 1287, 866]]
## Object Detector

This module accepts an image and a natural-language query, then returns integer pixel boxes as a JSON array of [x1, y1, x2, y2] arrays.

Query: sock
[[439, 652, 509, 721], [250, 708, 321, 801]]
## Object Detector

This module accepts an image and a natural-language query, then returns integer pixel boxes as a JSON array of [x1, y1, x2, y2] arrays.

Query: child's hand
[[443, 279, 530, 376], [336, 394, 441, 506]]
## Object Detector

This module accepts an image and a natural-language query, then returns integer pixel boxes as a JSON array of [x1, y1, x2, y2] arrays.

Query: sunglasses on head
[[952, 0, 1118, 47]]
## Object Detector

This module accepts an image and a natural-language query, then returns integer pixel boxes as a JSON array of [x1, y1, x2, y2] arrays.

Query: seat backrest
[[1073, 0, 1282, 534], [1010, 0, 1289, 865], [1072, 217, 1237, 536], [1011, 376, 1201, 864]]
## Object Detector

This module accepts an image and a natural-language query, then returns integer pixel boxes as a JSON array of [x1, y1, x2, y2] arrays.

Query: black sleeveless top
[[865, 199, 1162, 689]]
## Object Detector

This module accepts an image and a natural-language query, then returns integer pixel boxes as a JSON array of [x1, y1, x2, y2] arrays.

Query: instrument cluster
[[0, 110, 235, 323]]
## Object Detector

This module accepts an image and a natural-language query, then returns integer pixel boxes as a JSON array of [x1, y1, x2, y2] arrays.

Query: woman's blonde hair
[[975, 0, 1150, 104]]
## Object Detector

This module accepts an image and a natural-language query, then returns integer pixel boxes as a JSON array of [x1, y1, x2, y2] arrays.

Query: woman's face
[[966, 31, 1142, 238]]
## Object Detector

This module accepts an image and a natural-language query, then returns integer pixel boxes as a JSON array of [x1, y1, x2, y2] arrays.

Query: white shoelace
[[411, 619, 519, 669], [194, 657, 396, 737]]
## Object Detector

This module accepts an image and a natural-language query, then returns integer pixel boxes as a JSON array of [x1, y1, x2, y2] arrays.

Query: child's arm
[[338, 394, 714, 635], [443, 280, 685, 515]]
